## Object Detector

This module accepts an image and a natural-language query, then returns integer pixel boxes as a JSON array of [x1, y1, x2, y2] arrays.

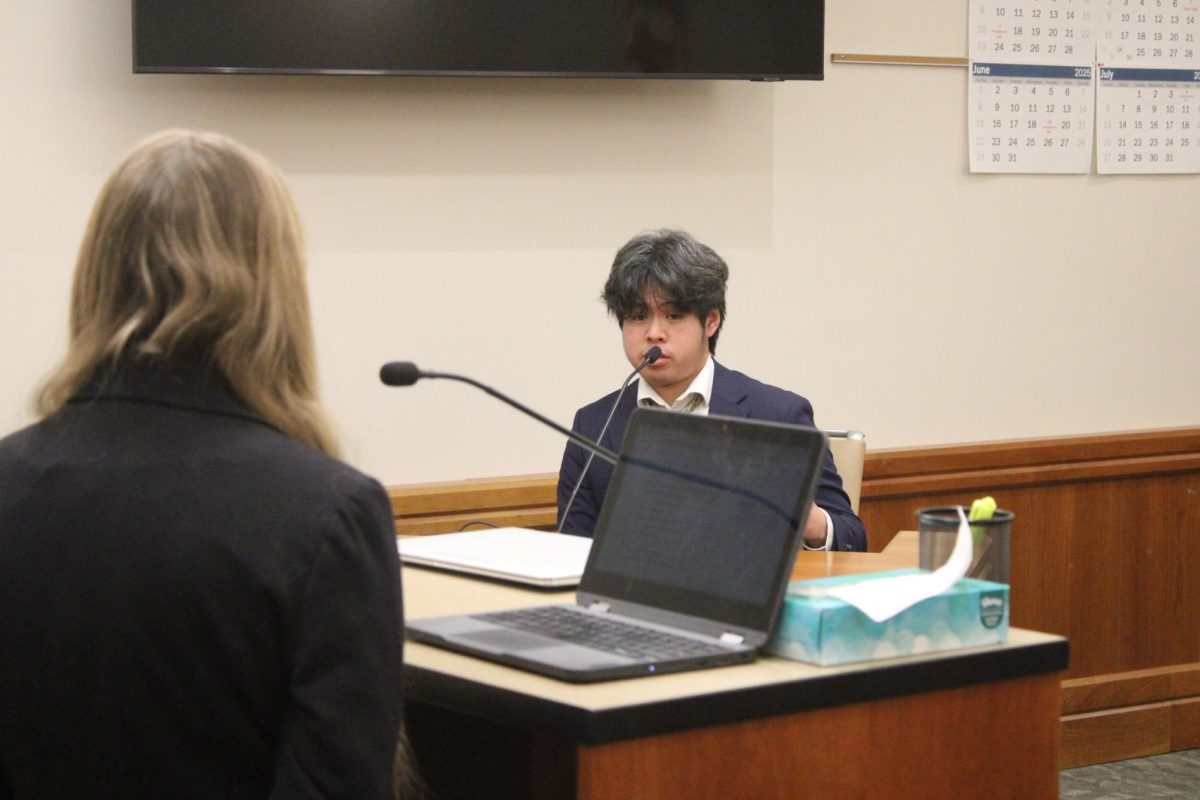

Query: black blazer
[[557, 361, 868, 551], [0, 360, 403, 799]]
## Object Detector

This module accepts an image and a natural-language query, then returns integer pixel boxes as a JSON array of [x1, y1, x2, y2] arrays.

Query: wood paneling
[[861, 427, 1200, 479], [1061, 667, 1176, 715], [387, 472, 557, 535], [1175, 663, 1200, 697], [853, 428, 1200, 683], [1061, 703, 1173, 768], [1059, 665, 1200, 767], [575, 674, 1061, 800], [387, 425, 1200, 767], [407, 673, 1061, 799], [855, 428, 1200, 767], [1173, 698, 1200, 751]]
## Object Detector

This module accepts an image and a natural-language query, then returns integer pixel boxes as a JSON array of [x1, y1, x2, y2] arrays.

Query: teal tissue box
[[767, 569, 1009, 666]]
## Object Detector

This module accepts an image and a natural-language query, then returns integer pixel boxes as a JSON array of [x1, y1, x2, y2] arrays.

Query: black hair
[[602, 229, 729, 354]]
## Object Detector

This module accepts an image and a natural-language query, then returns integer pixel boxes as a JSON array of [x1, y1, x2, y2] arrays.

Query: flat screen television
[[132, 1, 824, 81]]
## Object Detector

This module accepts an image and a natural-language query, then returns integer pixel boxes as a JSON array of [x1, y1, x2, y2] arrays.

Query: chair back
[[824, 430, 865, 514]]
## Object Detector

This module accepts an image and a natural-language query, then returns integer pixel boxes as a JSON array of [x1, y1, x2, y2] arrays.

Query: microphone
[[557, 346, 661, 533], [379, 360, 800, 529], [379, 361, 421, 387], [379, 361, 619, 465]]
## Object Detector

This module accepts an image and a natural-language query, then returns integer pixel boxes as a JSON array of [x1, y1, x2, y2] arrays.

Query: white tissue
[[807, 507, 973, 623]]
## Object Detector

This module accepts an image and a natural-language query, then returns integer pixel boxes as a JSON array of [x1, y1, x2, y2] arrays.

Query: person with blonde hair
[[0, 131, 406, 798]]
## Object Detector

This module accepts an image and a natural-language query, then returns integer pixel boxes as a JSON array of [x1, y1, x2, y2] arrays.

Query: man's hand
[[803, 503, 828, 548]]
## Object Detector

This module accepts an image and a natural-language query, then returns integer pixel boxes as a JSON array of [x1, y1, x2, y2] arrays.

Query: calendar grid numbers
[[971, 63, 1096, 172], [975, 1, 1095, 61], [969, 0, 1200, 173], [970, 0, 1098, 173], [1095, 0, 1200, 171], [1097, 67, 1200, 171], [1098, 0, 1199, 68]]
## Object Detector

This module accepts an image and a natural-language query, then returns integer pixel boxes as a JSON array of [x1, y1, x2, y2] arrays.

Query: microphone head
[[380, 362, 422, 386], [644, 346, 663, 364]]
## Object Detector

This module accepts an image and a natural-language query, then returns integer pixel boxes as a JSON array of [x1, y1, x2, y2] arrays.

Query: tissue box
[[767, 569, 1009, 666]]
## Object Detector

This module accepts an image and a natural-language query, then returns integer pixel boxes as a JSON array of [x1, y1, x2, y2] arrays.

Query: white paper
[[397, 528, 591, 584], [799, 507, 974, 623]]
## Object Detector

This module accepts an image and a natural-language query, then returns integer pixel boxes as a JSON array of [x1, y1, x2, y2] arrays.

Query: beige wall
[[2, 2, 1197, 486]]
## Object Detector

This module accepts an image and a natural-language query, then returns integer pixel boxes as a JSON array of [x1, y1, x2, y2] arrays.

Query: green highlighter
[[968, 495, 997, 547]]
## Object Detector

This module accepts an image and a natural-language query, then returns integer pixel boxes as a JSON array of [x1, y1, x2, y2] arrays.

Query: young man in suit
[[556, 229, 867, 551]]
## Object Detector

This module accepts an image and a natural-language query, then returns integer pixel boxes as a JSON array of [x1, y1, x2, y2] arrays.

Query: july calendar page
[[970, 0, 1098, 173], [1096, 0, 1200, 173]]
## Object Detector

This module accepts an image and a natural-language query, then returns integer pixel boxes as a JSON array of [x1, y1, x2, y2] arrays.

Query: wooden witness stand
[[402, 538, 1065, 799], [390, 427, 1200, 771]]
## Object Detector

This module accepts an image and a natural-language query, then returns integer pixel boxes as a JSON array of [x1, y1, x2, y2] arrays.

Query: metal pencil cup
[[917, 506, 1014, 585]]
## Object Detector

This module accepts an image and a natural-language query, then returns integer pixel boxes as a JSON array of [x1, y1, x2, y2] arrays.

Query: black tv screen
[[133, 1, 824, 81]]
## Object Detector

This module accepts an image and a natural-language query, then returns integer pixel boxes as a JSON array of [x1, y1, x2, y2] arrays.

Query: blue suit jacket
[[557, 361, 867, 551]]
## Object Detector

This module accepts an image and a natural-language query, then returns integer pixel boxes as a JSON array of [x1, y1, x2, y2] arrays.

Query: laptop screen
[[580, 409, 826, 632]]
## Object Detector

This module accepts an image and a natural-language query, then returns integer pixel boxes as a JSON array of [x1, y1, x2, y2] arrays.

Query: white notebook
[[397, 528, 591, 588]]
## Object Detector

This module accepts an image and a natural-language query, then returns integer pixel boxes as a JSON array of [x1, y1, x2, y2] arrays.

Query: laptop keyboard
[[477, 606, 733, 660]]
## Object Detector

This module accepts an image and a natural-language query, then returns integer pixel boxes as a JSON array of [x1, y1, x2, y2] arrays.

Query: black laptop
[[405, 408, 827, 682]]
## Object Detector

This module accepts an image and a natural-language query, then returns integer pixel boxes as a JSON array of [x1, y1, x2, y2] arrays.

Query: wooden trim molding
[[388, 427, 1200, 536], [1060, 665, 1200, 768], [387, 425, 1200, 767], [389, 472, 558, 535], [866, 427, 1200, 479], [858, 426, 1200, 547]]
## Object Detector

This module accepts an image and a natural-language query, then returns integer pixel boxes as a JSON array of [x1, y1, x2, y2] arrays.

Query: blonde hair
[[37, 129, 339, 457]]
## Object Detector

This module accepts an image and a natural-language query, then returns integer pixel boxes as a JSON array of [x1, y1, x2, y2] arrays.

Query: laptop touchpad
[[455, 627, 560, 653]]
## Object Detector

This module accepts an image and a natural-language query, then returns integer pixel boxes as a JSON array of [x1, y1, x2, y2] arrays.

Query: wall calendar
[[1096, 0, 1200, 172], [970, 0, 1097, 173], [968, 0, 1200, 173]]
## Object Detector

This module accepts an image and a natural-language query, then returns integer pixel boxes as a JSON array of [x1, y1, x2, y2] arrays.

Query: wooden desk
[[391, 428, 1200, 768], [402, 548, 1067, 799]]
